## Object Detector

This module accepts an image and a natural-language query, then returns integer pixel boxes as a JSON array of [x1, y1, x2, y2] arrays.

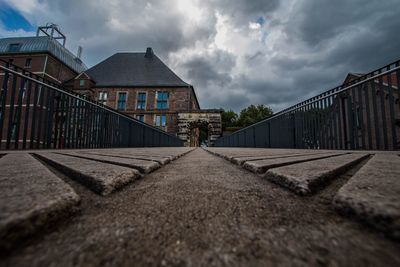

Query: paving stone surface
[[82, 147, 193, 160], [0, 153, 80, 250], [1, 148, 399, 267], [333, 153, 400, 240], [242, 153, 345, 174], [1, 147, 400, 266], [265, 153, 370, 195], [81, 151, 171, 165], [230, 152, 329, 165], [34, 152, 143, 196], [205, 147, 400, 239], [56, 151, 161, 173], [206, 148, 309, 160]]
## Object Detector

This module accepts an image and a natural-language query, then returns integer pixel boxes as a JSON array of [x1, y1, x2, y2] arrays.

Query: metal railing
[[0, 60, 183, 150], [215, 59, 400, 150]]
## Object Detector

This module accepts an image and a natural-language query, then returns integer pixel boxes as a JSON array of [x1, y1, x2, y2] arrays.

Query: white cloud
[[1, 0, 400, 112], [249, 22, 261, 30]]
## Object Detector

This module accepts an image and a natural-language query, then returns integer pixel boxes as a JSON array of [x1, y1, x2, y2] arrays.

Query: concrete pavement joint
[[32, 153, 142, 196], [53, 152, 157, 174], [265, 154, 371, 196], [79, 152, 169, 165], [1, 148, 399, 266], [333, 153, 400, 240], [0, 153, 81, 252], [243, 153, 350, 174]]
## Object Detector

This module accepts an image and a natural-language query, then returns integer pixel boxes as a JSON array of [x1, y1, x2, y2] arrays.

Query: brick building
[[0, 26, 220, 147], [0, 25, 87, 148], [318, 72, 400, 150], [0, 24, 86, 83], [66, 48, 201, 135]]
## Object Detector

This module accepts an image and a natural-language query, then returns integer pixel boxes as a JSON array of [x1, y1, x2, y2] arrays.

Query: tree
[[221, 109, 238, 131], [237, 104, 273, 127]]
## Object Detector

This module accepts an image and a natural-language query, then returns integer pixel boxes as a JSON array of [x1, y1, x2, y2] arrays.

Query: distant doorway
[[189, 121, 210, 147], [177, 110, 222, 147]]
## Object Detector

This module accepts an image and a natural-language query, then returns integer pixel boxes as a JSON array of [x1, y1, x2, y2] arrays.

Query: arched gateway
[[177, 110, 222, 147]]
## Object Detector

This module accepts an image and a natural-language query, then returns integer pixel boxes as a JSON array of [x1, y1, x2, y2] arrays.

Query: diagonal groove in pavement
[[53, 152, 153, 174], [79, 152, 168, 165], [2, 148, 399, 267]]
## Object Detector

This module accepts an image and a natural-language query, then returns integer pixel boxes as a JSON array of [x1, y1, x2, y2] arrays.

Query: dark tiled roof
[[85, 52, 191, 87], [0, 36, 87, 73]]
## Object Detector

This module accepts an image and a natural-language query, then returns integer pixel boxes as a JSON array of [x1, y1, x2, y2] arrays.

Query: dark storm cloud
[[182, 0, 399, 111], [287, 0, 398, 47], [208, 0, 400, 112], [180, 49, 235, 88], [3, 0, 400, 112], [209, 0, 281, 25], [25, 0, 218, 66]]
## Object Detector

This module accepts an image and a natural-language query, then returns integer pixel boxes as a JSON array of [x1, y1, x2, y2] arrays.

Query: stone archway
[[177, 110, 222, 147]]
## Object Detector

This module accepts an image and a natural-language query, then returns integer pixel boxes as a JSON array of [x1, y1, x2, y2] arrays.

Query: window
[[8, 43, 21, 52], [136, 114, 145, 122], [117, 92, 127, 110], [25, 58, 32, 68], [155, 114, 167, 127], [137, 92, 146, 110], [98, 91, 108, 105], [79, 79, 85, 87], [156, 91, 169, 109]]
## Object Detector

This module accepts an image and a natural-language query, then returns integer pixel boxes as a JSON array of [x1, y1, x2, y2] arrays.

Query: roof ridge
[[84, 51, 191, 87], [153, 54, 191, 86]]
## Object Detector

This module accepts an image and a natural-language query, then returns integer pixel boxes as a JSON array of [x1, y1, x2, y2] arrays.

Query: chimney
[[77, 46, 82, 59], [145, 47, 154, 58]]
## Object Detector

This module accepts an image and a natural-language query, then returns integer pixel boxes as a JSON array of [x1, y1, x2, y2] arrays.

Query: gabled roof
[[85, 50, 191, 87], [0, 36, 87, 73], [342, 72, 364, 84]]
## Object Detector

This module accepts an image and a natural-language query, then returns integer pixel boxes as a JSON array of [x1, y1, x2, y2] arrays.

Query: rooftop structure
[[85, 48, 190, 87], [0, 24, 86, 73]]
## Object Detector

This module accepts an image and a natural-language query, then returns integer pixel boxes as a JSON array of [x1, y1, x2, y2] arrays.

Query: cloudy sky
[[1, 0, 399, 112]]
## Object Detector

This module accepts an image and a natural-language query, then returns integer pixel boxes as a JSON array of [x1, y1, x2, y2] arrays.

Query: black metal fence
[[215, 59, 400, 150], [0, 60, 183, 150]]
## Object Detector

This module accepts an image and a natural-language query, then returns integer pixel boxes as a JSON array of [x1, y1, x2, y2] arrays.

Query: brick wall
[[87, 87, 199, 134], [0, 53, 78, 84]]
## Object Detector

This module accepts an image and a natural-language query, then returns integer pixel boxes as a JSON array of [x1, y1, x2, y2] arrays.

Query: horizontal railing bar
[[221, 62, 400, 137], [0, 64, 175, 138], [277, 64, 400, 115]]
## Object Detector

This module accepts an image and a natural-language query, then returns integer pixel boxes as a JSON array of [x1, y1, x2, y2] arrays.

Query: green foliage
[[225, 126, 242, 132], [221, 109, 238, 130], [237, 104, 273, 127], [221, 104, 273, 130]]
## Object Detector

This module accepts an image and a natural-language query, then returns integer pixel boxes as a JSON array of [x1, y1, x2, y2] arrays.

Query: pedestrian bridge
[[0, 147, 399, 266], [1, 47, 400, 266]]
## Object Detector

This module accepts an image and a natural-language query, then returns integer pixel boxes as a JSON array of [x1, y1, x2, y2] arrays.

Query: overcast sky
[[1, 0, 399, 112]]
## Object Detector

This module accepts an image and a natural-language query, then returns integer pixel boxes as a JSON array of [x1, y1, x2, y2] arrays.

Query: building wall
[[318, 74, 400, 150], [87, 87, 199, 135], [44, 54, 77, 83], [0, 53, 81, 148], [0, 53, 78, 84], [177, 112, 222, 147]]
